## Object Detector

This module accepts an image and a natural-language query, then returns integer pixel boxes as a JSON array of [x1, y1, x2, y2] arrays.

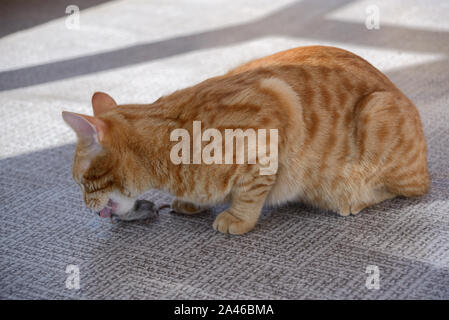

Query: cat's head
[[62, 92, 137, 217]]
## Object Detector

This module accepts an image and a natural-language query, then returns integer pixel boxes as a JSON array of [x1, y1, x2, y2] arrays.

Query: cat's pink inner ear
[[62, 111, 106, 143], [92, 92, 117, 116]]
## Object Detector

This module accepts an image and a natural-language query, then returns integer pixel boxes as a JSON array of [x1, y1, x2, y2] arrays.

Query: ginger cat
[[62, 46, 429, 235]]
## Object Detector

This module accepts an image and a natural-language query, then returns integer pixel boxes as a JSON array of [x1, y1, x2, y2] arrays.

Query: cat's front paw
[[213, 210, 255, 235], [171, 199, 206, 215]]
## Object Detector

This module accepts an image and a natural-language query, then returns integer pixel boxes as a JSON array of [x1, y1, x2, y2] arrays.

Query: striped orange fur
[[62, 46, 430, 234]]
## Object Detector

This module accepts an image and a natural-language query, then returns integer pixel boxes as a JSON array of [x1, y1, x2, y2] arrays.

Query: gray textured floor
[[1, 0, 449, 299]]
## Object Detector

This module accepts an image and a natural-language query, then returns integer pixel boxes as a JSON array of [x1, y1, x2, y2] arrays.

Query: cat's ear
[[92, 92, 117, 116], [62, 111, 107, 143]]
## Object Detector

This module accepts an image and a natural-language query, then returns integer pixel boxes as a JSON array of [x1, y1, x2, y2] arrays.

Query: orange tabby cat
[[62, 46, 429, 234]]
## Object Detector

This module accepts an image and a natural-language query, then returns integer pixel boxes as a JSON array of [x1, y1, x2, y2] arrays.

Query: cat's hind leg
[[349, 91, 429, 214], [350, 187, 396, 215]]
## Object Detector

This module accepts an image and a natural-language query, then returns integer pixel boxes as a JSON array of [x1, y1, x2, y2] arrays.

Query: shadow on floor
[[1, 0, 448, 91]]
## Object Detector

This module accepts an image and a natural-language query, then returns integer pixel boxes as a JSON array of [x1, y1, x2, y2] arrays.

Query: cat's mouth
[[97, 199, 118, 218]]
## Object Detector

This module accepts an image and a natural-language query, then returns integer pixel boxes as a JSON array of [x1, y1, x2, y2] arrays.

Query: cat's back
[[229, 46, 375, 72], [228, 45, 395, 91]]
